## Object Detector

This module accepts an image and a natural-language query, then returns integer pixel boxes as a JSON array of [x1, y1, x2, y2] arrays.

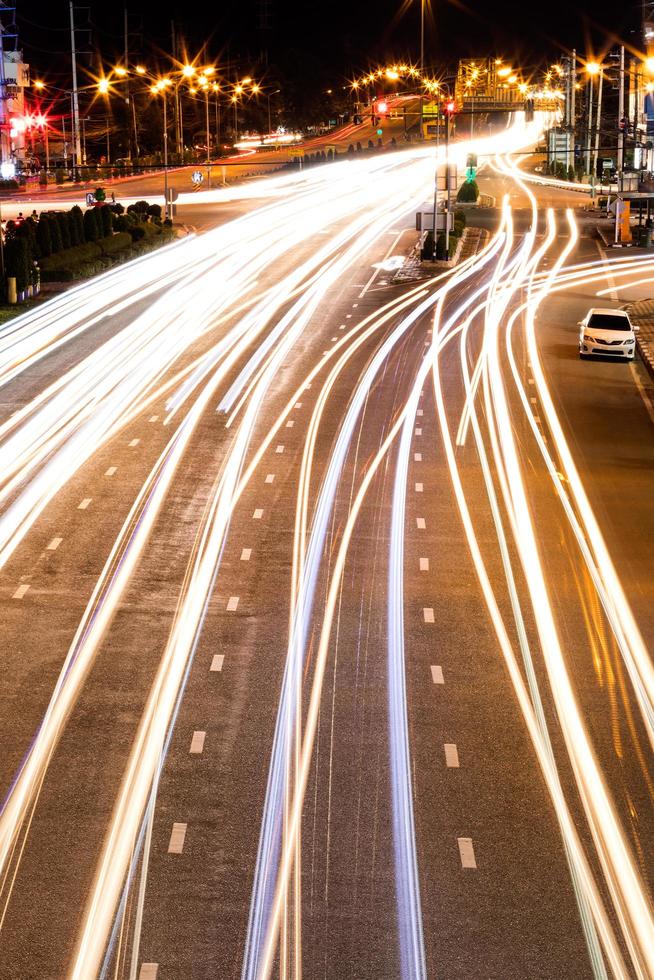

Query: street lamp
[[266, 89, 281, 135], [150, 78, 172, 217], [585, 60, 601, 177]]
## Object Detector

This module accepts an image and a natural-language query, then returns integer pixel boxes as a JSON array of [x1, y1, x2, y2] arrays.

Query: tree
[[48, 212, 63, 253], [100, 205, 112, 237], [5, 237, 31, 292], [94, 186, 106, 202], [57, 211, 71, 250], [456, 180, 479, 203]]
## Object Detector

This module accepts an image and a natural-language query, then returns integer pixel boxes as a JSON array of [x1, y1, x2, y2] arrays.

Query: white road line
[[12, 584, 30, 600], [189, 731, 206, 755], [528, 378, 535, 385], [305, 383, 312, 390], [415, 427, 422, 436], [416, 517, 426, 529], [423, 608, 435, 623], [533, 415, 542, 423], [167, 823, 187, 854], [129, 438, 140, 447], [104, 466, 117, 476], [286, 420, 294, 428], [430, 665, 444, 684], [295, 402, 302, 409], [530, 397, 537, 405], [629, 361, 654, 425], [417, 408, 423, 416], [414, 452, 422, 462], [331, 336, 337, 342], [275, 445, 284, 454], [352, 302, 359, 307], [253, 508, 263, 519], [240, 548, 252, 561], [415, 482, 423, 492], [458, 837, 477, 869], [47, 537, 62, 551], [148, 415, 159, 423], [78, 498, 92, 510], [210, 654, 224, 672], [138, 965, 158, 980], [346, 314, 352, 318], [444, 744, 460, 768], [226, 596, 240, 612], [265, 473, 275, 483], [339, 324, 346, 330], [419, 557, 429, 571]]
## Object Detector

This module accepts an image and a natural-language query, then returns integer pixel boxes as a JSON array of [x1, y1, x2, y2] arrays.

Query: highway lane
[[3, 119, 654, 980]]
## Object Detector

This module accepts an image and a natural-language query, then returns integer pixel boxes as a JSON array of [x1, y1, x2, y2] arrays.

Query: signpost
[[191, 170, 204, 186]]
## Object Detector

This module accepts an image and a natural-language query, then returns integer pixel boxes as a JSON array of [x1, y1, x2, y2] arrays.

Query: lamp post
[[213, 83, 221, 153], [585, 61, 600, 175], [150, 79, 171, 217], [419, 0, 426, 138], [266, 88, 280, 134]]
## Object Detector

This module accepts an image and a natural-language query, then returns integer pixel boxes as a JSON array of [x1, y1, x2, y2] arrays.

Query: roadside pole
[[445, 108, 451, 259]]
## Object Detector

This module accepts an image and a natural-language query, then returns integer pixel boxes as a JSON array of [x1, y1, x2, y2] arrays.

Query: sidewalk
[[625, 298, 654, 381]]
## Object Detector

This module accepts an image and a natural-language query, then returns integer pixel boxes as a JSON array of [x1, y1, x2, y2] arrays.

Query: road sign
[[85, 192, 95, 206], [191, 170, 204, 185], [288, 147, 305, 158]]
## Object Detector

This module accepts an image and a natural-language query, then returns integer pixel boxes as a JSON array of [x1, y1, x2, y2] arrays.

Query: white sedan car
[[579, 308, 637, 360]]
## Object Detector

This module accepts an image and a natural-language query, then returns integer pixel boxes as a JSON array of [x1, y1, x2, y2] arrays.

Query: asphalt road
[[0, 121, 654, 980]]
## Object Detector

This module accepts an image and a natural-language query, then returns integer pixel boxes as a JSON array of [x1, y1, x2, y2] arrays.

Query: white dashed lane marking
[[139, 965, 158, 980], [423, 608, 435, 623], [415, 427, 422, 436], [129, 438, 140, 447], [431, 665, 444, 684], [12, 584, 30, 600], [414, 452, 422, 462], [417, 409, 423, 416], [415, 482, 423, 493], [286, 420, 294, 428], [240, 548, 252, 561], [47, 537, 62, 551], [226, 596, 240, 612], [295, 402, 302, 409], [78, 498, 92, 510], [210, 654, 224, 672], [189, 731, 206, 755], [105, 466, 117, 477], [419, 557, 429, 571], [444, 744, 460, 768], [275, 445, 284, 454], [167, 823, 187, 854], [458, 837, 477, 869], [253, 508, 263, 520], [148, 415, 159, 423], [265, 474, 275, 484], [416, 517, 426, 529]]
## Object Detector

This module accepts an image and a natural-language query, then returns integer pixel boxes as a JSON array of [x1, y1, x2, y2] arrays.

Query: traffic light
[[444, 100, 456, 115], [376, 100, 388, 115]]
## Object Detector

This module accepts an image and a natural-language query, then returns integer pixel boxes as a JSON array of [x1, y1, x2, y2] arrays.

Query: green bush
[[83, 208, 100, 242], [0, 178, 20, 193], [39, 170, 48, 187], [454, 208, 466, 228], [98, 231, 132, 255], [456, 180, 479, 203], [70, 205, 84, 246], [99, 205, 113, 237], [55, 170, 65, 185], [128, 224, 146, 242], [5, 237, 31, 292], [40, 241, 102, 275], [147, 203, 162, 220], [37, 214, 52, 257], [57, 212, 72, 250], [48, 213, 63, 253]]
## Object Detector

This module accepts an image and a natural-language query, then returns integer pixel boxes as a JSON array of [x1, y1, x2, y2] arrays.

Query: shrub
[[55, 170, 65, 185], [39, 170, 48, 187], [57, 211, 72, 250], [70, 205, 84, 246], [94, 186, 106, 202], [5, 237, 31, 292], [83, 207, 100, 242], [128, 224, 146, 242], [99, 205, 113, 237], [0, 178, 20, 193], [48, 212, 63, 253], [98, 231, 132, 255], [147, 203, 162, 220], [37, 214, 52, 257], [110, 202, 125, 215], [567, 166, 576, 182], [456, 180, 479, 203], [454, 208, 466, 227]]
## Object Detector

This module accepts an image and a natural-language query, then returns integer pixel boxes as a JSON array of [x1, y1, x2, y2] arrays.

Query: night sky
[[17, 0, 642, 84]]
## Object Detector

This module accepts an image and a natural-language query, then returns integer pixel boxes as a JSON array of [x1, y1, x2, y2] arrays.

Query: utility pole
[[124, 7, 132, 161], [570, 49, 576, 173], [586, 75, 593, 175], [419, 0, 425, 139], [445, 107, 451, 259], [617, 45, 625, 189], [592, 68, 603, 195], [69, 1, 82, 172]]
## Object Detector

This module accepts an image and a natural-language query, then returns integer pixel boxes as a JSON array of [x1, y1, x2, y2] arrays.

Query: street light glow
[[645, 56, 654, 74], [34, 80, 45, 90], [586, 61, 601, 75], [98, 78, 110, 94]]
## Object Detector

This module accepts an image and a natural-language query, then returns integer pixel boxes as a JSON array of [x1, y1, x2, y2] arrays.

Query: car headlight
[[584, 336, 595, 343]]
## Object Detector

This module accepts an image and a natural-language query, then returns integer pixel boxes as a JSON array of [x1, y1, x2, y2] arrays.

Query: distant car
[[579, 308, 637, 360]]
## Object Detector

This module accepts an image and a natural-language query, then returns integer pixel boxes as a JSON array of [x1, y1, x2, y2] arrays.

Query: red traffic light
[[376, 100, 388, 115], [445, 100, 456, 114]]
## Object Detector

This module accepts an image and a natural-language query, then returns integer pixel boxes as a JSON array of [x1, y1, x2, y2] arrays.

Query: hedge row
[[40, 228, 174, 282]]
